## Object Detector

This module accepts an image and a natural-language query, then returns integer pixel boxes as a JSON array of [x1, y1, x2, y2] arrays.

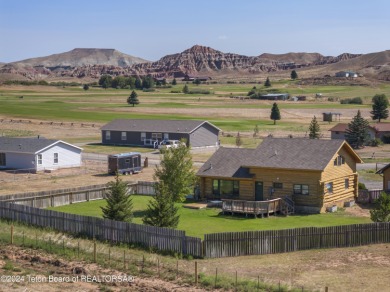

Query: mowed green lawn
[[48, 195, 372, 238]]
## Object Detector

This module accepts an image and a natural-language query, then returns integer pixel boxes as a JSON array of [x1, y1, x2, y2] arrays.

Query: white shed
[[0, 137, 82, 172]]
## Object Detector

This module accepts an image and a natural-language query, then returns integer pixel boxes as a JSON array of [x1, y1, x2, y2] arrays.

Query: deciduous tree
[[154, 141, 195, 202], [370, 191, 390, 222], [98, 75, 112, 89]]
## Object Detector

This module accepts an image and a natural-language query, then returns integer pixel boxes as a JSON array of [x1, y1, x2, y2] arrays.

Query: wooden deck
[[222, 198, 294, 218]]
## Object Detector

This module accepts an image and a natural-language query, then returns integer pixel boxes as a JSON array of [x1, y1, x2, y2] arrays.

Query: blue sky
[[1, 0, 390, 62]]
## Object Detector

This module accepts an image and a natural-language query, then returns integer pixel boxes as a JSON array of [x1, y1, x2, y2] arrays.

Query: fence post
[[215, 267, 218, 288], [123, 250, 126, 269], [93, 240, 97, 263], [10, 225, 14, 244], [195, 261, 198, 285], [158, 258, 160, 278]]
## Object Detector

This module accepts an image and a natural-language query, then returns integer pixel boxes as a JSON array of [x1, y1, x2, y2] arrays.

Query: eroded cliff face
[[0, 45, 367, 80]]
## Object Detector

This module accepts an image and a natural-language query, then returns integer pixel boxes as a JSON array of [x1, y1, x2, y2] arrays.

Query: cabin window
[[163, 133, 169, 140], [293, 184, 309, 195], [334, 155, 345, 166], [273, 182, 283, 189], [212, 180, 239, 197], [0, 153, 6, 166], [141, 132, 146, 142], [37, 154, 42, 165], [345, 179, 349, 189], [105, 131, 111, 140], [152, 133, 162, 140], [121, 132, 127, 141], [54, 153, 58, 164], [326, 182, 333, 193]]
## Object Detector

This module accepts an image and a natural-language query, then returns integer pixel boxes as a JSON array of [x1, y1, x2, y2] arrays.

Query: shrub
[[188, 89, 211, 94], [382, 134, 390, 144], [367, 138, 383, 147], [170, 90, 182, 93], [340, 97, 363, 104], [358, 182, 367, 190], [142, 88, 155, 92]]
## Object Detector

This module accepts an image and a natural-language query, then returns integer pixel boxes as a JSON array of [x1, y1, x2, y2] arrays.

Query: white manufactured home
[[0, 137, 82, 172]]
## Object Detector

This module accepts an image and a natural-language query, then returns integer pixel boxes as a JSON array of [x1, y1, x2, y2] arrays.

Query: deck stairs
[[281, 196, 295, 215]]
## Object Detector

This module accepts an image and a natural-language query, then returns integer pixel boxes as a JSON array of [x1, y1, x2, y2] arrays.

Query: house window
[[54, 153, 58, 164], [326, 182, 333, 194], [0, 153, 6, 166], [141, 132, 146, 142], [105, 131, 111, 140], [163, 133, 169, 140], [293, 184, 309, 195], [37, 154, 42, 165], [345, 179, 349, 189], [334, 155, 345, 166], [152, 133, 162, 140], [212, 180, 239, 197], [335, 131, 340, 134], [121, 132, 127, 141], [273, 182, 283, 189]]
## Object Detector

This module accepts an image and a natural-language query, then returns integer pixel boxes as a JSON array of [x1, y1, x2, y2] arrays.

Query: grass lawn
[[48, 195, 372, 238]]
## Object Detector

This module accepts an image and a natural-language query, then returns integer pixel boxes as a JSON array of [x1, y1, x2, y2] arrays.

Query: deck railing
[[222, 198, 282, 217]]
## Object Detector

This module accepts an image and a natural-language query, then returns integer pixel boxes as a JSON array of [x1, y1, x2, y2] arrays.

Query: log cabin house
[[196, 138, 363, 214]]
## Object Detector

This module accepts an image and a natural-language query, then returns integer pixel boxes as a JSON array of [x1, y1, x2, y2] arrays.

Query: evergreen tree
[[371, 94, 389, 122], [182, 84, 189, 94], [264, 77, 271, 87], [127, 90, 139, 107], [172, 78, 177, 85], [309, 116, 321, 139], [370, 192, 390, 222], [193, 78, 201, 85], [142, 182, 180, 228], [154, 141, 195, 202], [101, 173, 133, 222], [345, 110, 370, 149], [270, 102, 281, 125], [291, 70, 298, 80], [253, 124, 259, 137], [83, 84, 89, 91], [235, 132, 242, 147]]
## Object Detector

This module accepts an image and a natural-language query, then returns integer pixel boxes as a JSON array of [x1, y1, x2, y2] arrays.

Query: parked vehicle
[[108, 152, 142, 175], [157, 139, 184, 149]]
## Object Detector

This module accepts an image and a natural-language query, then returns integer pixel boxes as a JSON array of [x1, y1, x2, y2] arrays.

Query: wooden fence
[[0, 181, 156, 208], [203, 223, 390, 258], [0, 201, 202, 257], [357, 189, 382, 204]]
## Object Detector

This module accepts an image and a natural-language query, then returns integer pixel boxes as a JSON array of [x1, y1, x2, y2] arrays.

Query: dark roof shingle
[[101, 119, 220, 133], [0, 137, 59, 153], [197, 138, 362, 178]]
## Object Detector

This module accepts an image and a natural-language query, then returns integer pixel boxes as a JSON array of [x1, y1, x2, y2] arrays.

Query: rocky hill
[[10, 48, 149, 68], [1, 45, 389, 81]]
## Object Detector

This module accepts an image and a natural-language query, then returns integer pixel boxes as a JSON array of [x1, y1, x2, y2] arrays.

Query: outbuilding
[[0, 137, 82, 172]]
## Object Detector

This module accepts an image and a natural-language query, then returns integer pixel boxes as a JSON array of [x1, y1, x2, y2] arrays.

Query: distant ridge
[[10, 48, 149, 68], [1, 45, 390, 81]]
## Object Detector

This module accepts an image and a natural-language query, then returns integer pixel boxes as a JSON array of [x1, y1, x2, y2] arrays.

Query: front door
[[255, 181, 263, 201]]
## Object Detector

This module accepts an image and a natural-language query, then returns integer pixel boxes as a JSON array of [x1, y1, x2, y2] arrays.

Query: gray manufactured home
[[101, 119, 221, 148]]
